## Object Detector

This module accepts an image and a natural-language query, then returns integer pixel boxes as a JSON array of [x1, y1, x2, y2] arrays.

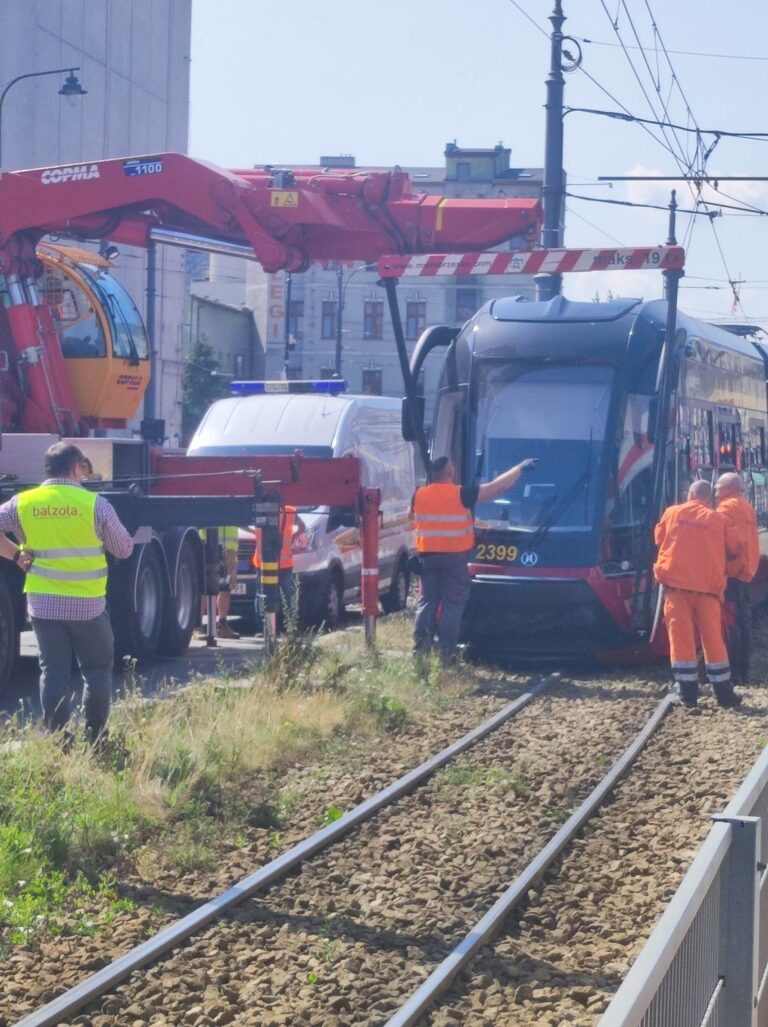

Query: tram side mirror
[[647, 398, 658, 445], [402, 396, 425, 442]]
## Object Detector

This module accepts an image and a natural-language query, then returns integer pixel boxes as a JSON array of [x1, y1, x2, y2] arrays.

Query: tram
[[409, 295, 768, 660]]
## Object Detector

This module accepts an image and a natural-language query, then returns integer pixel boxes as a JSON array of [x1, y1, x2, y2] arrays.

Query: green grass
[[0, 616, 475, 951], [436, 759, 532, 798]]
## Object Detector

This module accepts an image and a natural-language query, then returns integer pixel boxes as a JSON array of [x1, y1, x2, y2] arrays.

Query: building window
[[363, 300, 384, 340], [362, 368, 382, 395], [320, 365, 335, 379], [321, 300, 337, 339], [406, 301, 426, 341], [456, 161, 471, 182], [287, 300, 304, 342], [456, 287, 478, 324]]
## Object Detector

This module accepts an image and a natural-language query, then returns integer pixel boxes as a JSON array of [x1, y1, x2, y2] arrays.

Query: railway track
[[7, 670, 667, 1027]]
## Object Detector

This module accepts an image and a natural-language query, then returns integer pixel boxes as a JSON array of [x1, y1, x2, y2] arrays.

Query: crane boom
[[0, 153, 542, 275]]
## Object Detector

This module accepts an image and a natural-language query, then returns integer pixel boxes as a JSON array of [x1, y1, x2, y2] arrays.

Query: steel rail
[[385, 692, 676, 1027], [14, 673, 559, 1027]]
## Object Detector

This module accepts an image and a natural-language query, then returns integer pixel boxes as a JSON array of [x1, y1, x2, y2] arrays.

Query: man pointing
[[412, 455, 536, 668]]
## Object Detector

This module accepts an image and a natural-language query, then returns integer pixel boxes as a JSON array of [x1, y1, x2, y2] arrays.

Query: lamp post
[[335, 262, 376, 375], [0, 67, 87, 168]]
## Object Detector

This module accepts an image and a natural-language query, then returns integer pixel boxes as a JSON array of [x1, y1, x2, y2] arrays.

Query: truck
[[0, 152, 542, 691]]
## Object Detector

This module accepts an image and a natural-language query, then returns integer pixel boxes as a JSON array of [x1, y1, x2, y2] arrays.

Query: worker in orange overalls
[[412, 455, 537, 667], [253, 505, 299, 630], [716, 472, 760, 685], [654, 479, 741, 708]]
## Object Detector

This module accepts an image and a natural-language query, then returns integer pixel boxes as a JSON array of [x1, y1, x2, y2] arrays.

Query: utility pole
[[335, 264, 343, 376], [536, 0, 566, 301], [282, 271, 293, 379]]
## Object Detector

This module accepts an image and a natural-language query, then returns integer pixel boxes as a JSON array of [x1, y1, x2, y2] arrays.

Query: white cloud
[[624, 164, 768, 212], [564, 269, 655, 304]]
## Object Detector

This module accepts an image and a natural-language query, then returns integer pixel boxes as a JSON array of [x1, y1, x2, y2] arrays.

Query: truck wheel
[[0, 577, 16, 697], [110, 544, 165, 661], [158, 539, 200, 656], [381, 555, 410, 614], [320, 570, 344, 631]]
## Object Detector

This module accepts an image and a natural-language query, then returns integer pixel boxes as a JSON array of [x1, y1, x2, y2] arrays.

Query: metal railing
[[599, 741, 768, 1027]]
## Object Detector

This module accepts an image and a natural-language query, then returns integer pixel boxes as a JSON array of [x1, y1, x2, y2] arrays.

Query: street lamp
[[0, 67, 87, 168], [335, 262, 376, 375]]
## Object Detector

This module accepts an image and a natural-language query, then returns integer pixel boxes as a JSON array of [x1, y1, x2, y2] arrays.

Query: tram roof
[[477, 294, 764, 363]]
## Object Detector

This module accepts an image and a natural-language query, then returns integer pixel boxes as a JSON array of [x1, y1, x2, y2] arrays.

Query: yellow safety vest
[[200, 526, 238, 553], [18, 484, 107, 598], [413, 483, 474, 554]]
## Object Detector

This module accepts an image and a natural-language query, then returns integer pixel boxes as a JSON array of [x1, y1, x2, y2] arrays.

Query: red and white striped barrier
[[376, 245, 685, 279]]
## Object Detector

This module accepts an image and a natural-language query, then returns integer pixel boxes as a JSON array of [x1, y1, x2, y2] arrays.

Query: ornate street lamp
[[0, 67, 87, 168]]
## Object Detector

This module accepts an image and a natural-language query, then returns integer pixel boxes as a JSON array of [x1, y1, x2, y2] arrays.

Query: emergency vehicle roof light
[[230, 379, 348, 396]]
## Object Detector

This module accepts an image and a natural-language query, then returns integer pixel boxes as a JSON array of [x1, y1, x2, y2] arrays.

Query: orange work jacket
[[413, 483, 474, 554], [653, 499, 735, 599], [252, 505, 297, 570], [718, 494, 760, 582]]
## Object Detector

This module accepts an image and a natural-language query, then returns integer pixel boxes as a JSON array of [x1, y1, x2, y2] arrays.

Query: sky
[[189, 0, 768, 324]]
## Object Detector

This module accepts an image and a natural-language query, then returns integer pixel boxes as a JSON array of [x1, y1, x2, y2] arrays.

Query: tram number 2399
[[475, 543, 519, 563]]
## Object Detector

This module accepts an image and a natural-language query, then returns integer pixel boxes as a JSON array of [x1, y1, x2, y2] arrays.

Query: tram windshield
[[473, 363, 612, 529]]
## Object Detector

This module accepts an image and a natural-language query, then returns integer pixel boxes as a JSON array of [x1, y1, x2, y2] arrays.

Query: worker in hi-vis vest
[[198, 526, 241, 639], [653, 479, 741, 709], [715, 472, 760, 686], [412, 455, 537, 668], [253, 505, 300, 630], [0, 442, 133, 743]]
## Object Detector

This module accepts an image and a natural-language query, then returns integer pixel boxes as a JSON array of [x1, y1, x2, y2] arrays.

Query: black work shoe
[[717, 691, 743, 709], [672, 683, 698, 707]]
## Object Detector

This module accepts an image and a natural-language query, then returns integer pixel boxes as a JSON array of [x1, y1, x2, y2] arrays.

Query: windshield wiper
[[528, 470, 592, 549]]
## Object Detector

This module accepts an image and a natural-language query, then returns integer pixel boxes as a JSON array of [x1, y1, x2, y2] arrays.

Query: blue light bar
[[230, 379, 348, 396]]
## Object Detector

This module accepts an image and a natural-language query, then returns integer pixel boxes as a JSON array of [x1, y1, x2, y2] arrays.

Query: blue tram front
[[425, 295, 768, 660]]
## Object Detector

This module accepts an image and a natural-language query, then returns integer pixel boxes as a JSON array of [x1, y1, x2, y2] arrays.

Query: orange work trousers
[[663, 588, 727, 665]]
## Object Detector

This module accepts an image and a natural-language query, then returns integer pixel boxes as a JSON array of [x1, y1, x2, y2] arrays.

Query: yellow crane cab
[[37, 243, 150, 424]]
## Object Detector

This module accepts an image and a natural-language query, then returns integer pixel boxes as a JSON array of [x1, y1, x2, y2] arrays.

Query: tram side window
[[689, 406, 715, 471], [717, 421, 740, 469], [603, 394, 653, 570]]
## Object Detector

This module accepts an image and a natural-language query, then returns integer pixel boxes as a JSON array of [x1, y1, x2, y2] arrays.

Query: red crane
[[0, 152, 541, 436]]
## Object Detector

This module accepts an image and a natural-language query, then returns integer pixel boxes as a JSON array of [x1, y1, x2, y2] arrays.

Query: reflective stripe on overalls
[[413, 484, 474, 554], [17, 484, 107, 598]]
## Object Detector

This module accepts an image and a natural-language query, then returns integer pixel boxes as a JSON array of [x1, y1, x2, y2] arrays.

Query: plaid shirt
[[0, 479, 134, 620]]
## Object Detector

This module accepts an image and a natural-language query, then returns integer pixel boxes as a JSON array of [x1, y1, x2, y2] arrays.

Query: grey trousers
[[413, 551, 471, 665], [31, 611, 114, 739]]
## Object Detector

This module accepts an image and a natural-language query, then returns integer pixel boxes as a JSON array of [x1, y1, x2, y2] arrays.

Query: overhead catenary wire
[[611, 0, 696, 173], [573, 36, 768, 63], [564, 204, 626, 247]]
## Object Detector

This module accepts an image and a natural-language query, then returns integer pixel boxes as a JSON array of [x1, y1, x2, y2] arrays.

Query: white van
[[187, 387, 416, 627]]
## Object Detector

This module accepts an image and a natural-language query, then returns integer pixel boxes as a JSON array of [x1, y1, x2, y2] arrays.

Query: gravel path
[[426, 686, 768, 1026], [25, 676, 662, 1027]]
